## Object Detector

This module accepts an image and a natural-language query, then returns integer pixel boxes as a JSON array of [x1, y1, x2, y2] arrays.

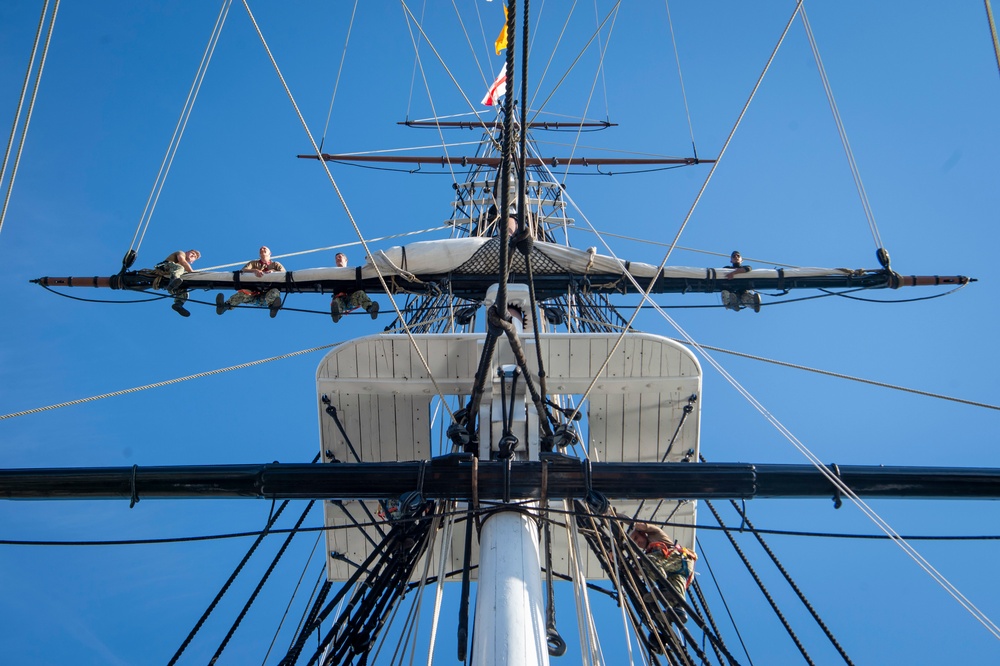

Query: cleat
[[367, 301, 379, 319], [330, 298, 343, 323], [171, 301, 190, 317], [215, 293, 227, 315]]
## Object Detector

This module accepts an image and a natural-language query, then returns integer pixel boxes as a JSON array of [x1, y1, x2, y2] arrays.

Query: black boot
[[172, 300, 190, 317]]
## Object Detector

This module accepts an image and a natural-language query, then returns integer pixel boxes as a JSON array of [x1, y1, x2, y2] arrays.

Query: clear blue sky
[[1, 1, 998, 664]]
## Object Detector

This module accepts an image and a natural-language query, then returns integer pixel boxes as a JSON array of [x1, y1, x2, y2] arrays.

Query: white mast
[[472, 510, 549, 666]]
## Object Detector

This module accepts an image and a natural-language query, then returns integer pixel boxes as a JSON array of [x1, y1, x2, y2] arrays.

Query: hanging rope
[[317, 0, 359, 152], [456, 0, 521, 450], [0, 0, 59, 241], [127, 0, 232, 263], [664, 0, 699, 160], [799, 4, 885, 254]]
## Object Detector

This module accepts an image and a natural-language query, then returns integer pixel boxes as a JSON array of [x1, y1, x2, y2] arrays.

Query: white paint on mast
[[472, 510, 550, 666]]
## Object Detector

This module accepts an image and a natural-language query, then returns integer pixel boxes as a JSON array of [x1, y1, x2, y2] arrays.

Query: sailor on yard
[[156, 249, 201, 317], [216, 245, 284, 318], [720, 250, 761, 313], [330, 252, 379, 323]]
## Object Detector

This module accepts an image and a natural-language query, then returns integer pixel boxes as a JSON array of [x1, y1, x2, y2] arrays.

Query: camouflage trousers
[[228, 288, 280, 308], [155, 261, 188, 302], [333, 290, 373, 311], [720, 289, 760, 312], [646, 551, 688, 604]]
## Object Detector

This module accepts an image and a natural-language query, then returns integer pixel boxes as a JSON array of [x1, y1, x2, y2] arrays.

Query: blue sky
[[1, 1, 999, 664]]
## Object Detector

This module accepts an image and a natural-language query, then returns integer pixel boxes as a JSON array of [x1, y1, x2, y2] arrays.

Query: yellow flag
[[494, 5, 508, 55]]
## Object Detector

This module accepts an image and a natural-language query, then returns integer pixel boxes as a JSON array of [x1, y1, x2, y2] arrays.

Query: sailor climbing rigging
[[630, 521, 697, 624]]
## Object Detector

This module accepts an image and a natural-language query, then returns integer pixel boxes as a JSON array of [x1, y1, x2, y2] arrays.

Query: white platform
[[316, 332, 701, 582]]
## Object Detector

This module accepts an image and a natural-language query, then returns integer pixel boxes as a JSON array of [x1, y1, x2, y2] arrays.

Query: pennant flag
[[494, 5, 508, 55], [481, 68, 507, 107]]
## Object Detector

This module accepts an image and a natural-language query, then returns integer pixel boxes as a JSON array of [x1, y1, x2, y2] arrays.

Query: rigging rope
[[663, 0, 699, 159], [282, 571, 333, 666], [987, 0, 1000, 78], [128, 0, 232, 259], [0, 0, 59, 241], [0, 343, 339, 421], [653, 299, 1000, 641], [525, 1, 578, 118], [534, 0, 805, 425], [689, 580, 729, 666], [566, 501, 603, 666], [515, 10, 999, 632], [452, 0, 491, 91], [304, 501, 437, 666], [208, 499, 318, 665], [399, 1, 463, 189], [575, 504, 733, 665], [559, 8, 622, 189], [695, 540, 756, 666], [262, 539, 325, 665], [18, 510, 1000, 548], [799, 5, 884, 253], [687, 337, 1000, 412], [398, 1, 504, 166], [721, 493, 855, 665], [424, 505, 455, 664], [168, 480, 299, 666], [317, 0, 359, 153], [241, 0, 459, 422], [704, 499, 816, 666], [527, 2, 622, 128]]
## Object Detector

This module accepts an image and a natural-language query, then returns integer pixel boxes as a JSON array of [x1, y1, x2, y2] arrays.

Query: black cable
[[727, 499, 855, 665], [696, 539, 756, 666], [280, 577, 332, 666], [168, 454, 320, 664], [689, 579, 728, 665], [168, 499, 292, 666], [208, 500, 318, 665], [8, 513, 1000, 548], [704, 499, 815, 666]]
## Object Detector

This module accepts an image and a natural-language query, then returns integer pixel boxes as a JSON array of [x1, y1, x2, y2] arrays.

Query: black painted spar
[[3, 457, 1000, 502]]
